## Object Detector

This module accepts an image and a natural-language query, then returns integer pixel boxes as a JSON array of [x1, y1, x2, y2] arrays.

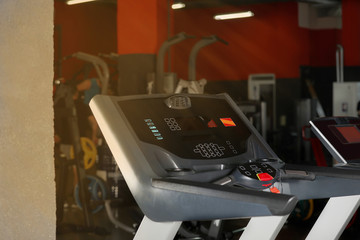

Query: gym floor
[[56, 198, 360, 240]]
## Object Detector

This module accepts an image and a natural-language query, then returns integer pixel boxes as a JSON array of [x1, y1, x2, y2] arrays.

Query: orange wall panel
[[172, 2, 310, 80], [54, 1, 117, 80], [117, 0, 159, 54]]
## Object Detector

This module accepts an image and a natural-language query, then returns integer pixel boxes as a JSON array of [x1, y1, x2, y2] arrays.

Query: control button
[[164, 95, 191, 109], [193, 143, 225, 158], [207, 119, 217, 128], [220, 118, 236, 127], [257, 173, 274, 182], [270, 186, 280, 194], [250, 165, 258, 169], [165, 118, 181, 131]]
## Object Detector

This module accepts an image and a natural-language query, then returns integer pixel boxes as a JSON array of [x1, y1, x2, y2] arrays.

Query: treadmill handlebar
[[152, 178, 297, 216]]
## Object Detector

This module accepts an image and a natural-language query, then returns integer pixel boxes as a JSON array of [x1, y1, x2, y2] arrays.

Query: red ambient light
[[220, 118, 236, 127]]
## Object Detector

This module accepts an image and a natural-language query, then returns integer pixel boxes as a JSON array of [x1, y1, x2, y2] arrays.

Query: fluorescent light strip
[[172, 2, 186, 9], [66, 0, 97, 5], [214, 11, 254, 20]]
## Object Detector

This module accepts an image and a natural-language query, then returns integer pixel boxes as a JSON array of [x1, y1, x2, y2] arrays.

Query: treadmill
[[90, 93, 360, 240]]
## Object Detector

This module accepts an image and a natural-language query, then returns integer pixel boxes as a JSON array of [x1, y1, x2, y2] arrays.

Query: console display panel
[[118, 96, 252, 160], [335, 126, 360, 144], [310, 117, 360, 162]]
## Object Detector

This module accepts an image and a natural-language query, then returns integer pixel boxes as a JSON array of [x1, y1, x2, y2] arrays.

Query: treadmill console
[[233, 160, 279, 189], [310, 116, 360, 166], [111, 94, 279, 176]]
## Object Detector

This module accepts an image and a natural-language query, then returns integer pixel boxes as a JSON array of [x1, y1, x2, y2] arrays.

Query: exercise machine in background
[[333, 44, 360, 118], [148, 33, 228, 95], [175, 35, 228, 94], [152, 32, 195, 94], [68, 52, 110, 95]]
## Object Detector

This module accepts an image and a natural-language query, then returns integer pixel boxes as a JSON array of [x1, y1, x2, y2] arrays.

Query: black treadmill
[[90, 93, 360, 240]]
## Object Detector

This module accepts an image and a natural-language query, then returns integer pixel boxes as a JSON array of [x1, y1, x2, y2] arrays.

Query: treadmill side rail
[[152, 178, 297, 217]]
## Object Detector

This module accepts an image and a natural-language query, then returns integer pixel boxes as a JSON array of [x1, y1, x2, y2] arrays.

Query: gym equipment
[[336, 44, 344, 84], [69, 52, 110, 94], [69, 137, 97, 170], [154, 32, 195, 94], [90, 93, 360, 240], [310, 116, 360, 168], [74, 175, 107, 214], [97, 140, 140, 233], [238, 101, 267, 139], [53, 81, 94, 228], [333, 82, 360, 117], [175, 35, 228, 94], [333, 44, 360, 118], [248, 73, 276, 140]]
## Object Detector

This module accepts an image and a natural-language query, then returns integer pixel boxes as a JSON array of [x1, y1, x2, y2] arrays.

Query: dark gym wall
[[54, 1, 117, 80]]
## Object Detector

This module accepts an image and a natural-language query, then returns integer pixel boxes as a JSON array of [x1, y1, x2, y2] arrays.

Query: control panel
[[113, 94, 278, 175], [310, 116, 360, 165], [118, 95, 251, 159]]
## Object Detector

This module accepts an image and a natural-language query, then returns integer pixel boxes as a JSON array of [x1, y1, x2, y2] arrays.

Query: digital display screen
[[220, 118, 237, 127], [118, 97, 251, 160], [336, 126, 360, 143], [175, 116, 209, 131]]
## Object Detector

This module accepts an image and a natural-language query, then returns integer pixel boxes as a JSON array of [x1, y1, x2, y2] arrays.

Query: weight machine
[[54, 52, 111, 233], [69, 52, 110, 95], [90, 93, 360, 239]]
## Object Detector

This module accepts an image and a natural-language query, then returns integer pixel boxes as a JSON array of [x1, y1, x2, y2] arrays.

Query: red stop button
[[257, 173, 273, 181]]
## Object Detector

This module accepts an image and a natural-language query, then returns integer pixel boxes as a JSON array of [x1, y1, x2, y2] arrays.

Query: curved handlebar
[[167, 32, 196, 42], [202, 35, 228, 45]]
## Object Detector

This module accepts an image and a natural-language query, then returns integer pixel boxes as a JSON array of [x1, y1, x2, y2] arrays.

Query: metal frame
[[248, 73, 276, 131], [240, 215, 289, 240], [134, 216, 182, 240], [306, 195, 360, 240]]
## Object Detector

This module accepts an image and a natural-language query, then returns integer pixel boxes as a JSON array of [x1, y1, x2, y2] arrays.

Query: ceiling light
[[172, 2, 186, 9], [214, 11, 254, 20], [66, 0, 96, 5]]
